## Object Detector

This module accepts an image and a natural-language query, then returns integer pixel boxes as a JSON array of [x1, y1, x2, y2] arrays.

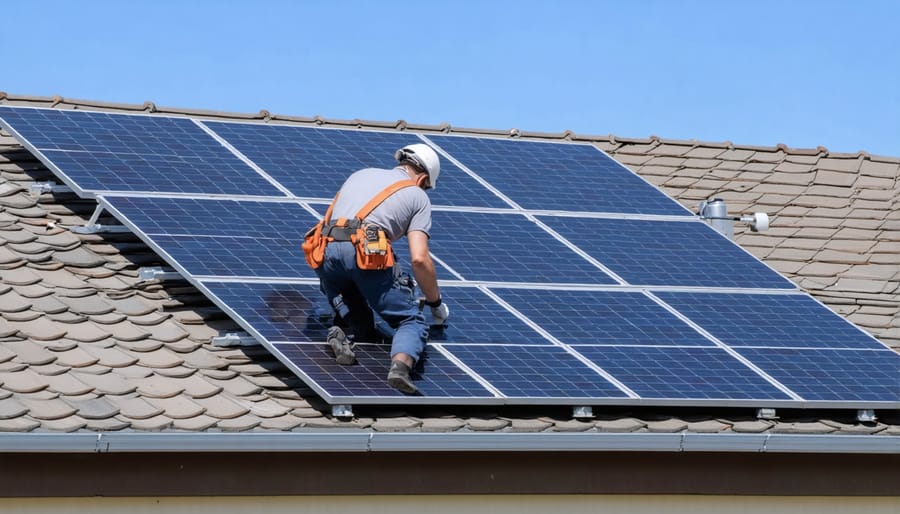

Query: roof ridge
[[1, 91, 898, 162]]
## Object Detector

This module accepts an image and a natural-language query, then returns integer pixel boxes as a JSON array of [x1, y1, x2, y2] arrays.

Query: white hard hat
[[395, 143, 441, 189]]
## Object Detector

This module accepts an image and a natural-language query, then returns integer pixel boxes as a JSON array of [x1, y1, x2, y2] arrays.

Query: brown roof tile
[[813, 170, 858, 187], [44, 372, 92, 396], [127, 414, 172, 431], [172, 414, 218, 431], [0, 369, 49, 393], [19, 396, 77, 420], [769, 421, 838, 434], [730, 420, 775, 433], [38, 415, 87, 432], [257, 413, 305, 430], [817, 157, 861, 172], [592, 417, 645, 432], [855, 175, 896, 189], [71, 370, 135, 395], [143, 395, 205, 419], [859, 159, 900, 178], [65, 396, 120, 420], [0, 397, 29, 419], [215, 413, 262, 432]]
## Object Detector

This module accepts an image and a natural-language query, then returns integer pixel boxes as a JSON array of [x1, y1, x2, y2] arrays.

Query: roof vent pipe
[[698, 198, 770, 240], [699, 198, 734, 239]]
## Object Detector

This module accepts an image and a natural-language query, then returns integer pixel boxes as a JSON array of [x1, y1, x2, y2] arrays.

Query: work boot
[[387, 360, 417, 394], [327, 326, 356, 365]]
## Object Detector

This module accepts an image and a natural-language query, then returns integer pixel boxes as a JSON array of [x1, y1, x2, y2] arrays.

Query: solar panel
[[490, 288, 716, 347], [574, 346, 792, 400], [205, 121, 509, 208], [102, 196, 318, 279], [540, 216, 796, 288], [430, 211, 618, 284], [2, 105, 897, 410], [276, 343, 497, 401], [655, 292, 886, 350], [199, 280, 497, 402], [441, 345, 629, 399], [199, 281, 332, 341], [732, 348, 900, 402], [426, 134, 691, 215], [0, 106, 284, 197]]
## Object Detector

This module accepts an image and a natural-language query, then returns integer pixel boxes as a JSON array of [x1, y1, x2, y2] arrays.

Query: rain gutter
[[0, 431, 896, 454]]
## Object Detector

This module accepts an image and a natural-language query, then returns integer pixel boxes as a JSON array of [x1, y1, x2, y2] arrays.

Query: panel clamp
[[29, 181, 73, 197], [857, 409, 877, 423], [756, 408, 778, 420], [332, 404, 354, 419], [138, 266, 182, 281], [572, 406, 594, 419], [211, 332, 260, 347]]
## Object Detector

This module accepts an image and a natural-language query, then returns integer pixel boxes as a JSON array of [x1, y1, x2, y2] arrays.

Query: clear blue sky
[[5, 1, 900, 156]]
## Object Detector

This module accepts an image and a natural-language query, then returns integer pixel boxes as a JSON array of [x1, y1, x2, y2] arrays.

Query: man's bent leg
[[316, 243, 358, 365], [354, 268, 428, 393]]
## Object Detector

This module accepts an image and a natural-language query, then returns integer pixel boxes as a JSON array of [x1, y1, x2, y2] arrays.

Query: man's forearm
[[412, 257, 440, 303]]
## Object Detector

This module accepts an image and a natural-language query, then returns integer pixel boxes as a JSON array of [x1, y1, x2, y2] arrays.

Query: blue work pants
[[315, 241, 427, 362]]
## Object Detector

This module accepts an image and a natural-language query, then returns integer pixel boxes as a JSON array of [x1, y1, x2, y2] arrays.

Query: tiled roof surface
[[0, 93, 897, 437]]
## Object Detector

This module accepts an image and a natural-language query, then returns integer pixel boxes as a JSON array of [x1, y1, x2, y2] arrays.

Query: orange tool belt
[[302, 179, 417, 270]]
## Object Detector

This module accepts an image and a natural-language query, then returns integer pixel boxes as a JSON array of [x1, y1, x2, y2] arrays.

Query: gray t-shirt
[[329, 167, 432, 241]]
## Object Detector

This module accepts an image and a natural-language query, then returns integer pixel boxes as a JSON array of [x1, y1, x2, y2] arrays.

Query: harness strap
[[323, 179, 418, 235], [354, 179, 418, 220]]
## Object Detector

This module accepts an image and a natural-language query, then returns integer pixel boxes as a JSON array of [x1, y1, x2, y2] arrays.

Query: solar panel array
[[1, 105, 897, 409]]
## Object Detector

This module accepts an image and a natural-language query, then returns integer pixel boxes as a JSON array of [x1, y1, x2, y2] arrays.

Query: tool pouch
[[301, 221, 330, 270], [351, 223, 395, 270]]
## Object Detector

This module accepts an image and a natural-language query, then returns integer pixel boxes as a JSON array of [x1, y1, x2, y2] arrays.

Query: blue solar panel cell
[[540, 216, 796, 288], [202, 282, 331, 341], [277, 343, 495, 399], [575, 346, 792, 400], [104, 196, 318, 279], [205, 122, 508, 208], [444, 345, 628, 398], [490, 288, 715, 346], [0, 107, 282, 196], [734, 348, 900, 402], [655, 292, 887, 350], [426, 134, 690, 215], [422, 287, 553, 345], [430, 211, 617, 284]]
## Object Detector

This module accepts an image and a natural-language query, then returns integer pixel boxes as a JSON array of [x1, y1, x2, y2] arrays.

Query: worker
[[308, 143, 450, 394]]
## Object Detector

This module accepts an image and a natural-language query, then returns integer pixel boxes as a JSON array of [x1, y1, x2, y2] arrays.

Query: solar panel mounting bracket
[[572, 406, 594, 419], [28, 182, 72, 197], [69, 205, 131, 234], [856, 409, 876, 423], [211, 332, 260, 347], [331, 404, 353, 419], [756, 408, 778, 420], [138, 266, 182, 282]]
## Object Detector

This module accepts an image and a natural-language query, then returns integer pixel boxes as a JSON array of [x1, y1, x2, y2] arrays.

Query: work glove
[[424, 297, 450, 325], [431, 303, 450, 325]]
